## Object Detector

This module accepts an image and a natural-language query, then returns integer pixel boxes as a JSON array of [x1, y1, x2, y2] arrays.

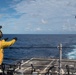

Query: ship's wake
[[67, 45, 76, 59]]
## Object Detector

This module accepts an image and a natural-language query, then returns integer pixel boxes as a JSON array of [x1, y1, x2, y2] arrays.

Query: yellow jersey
[[0, 39, 16, 65]]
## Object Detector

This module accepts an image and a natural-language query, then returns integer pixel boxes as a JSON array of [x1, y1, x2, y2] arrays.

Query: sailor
[[0, 26, 17, 73]]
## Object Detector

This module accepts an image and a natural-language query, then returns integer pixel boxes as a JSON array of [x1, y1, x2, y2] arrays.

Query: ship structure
[[0, 44, 76, 75]]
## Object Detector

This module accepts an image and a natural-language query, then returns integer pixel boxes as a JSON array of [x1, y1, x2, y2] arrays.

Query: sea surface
[[2, 34, 76, 63]]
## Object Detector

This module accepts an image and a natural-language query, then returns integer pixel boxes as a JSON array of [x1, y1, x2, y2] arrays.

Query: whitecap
[[67, 45, 76, 59]]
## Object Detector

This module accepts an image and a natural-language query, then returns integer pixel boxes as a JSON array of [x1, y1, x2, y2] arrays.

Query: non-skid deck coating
[[14, 58, 76, 75]]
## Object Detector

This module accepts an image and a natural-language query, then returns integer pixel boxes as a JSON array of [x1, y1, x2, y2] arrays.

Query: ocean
[[2, 34, 76, 63]]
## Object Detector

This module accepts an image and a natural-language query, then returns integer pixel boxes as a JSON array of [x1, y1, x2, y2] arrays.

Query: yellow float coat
[[0, 39, 16, 65]]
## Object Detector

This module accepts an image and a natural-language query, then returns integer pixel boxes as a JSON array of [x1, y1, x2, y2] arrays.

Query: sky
[[0, 0, 76, 34]]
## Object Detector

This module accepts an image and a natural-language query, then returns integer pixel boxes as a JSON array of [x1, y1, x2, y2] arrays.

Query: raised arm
[[2, 37, 17, 48]]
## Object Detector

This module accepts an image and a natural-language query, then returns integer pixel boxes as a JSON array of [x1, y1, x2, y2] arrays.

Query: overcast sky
[[0, 0, 76, 34]]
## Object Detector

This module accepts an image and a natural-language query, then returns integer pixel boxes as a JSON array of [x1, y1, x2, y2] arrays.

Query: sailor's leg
[[0, 53, 3, 65]]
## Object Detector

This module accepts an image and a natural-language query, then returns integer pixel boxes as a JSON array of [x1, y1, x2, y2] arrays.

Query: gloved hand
[[13, 37, 17, 41], [4, 38, 8, 41]]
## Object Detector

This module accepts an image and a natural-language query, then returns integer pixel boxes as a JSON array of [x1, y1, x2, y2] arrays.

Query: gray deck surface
[[14, 58, 76, 75]]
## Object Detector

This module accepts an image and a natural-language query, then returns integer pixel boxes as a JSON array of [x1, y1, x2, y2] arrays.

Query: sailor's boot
[[0, 65, 3, 75]]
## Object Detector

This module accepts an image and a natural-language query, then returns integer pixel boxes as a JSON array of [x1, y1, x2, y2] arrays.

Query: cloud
[[36, 28, 41, 31], [12, 0, 76, 20], [1, 0, 76, 34], [13, 0, 18, 1], [0, 14, 3, 18], [62, 19, 76, 31], [41, 19, 47, 24]]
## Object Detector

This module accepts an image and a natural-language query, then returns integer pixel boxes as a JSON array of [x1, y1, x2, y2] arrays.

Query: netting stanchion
[[58, 43, 62, 75]]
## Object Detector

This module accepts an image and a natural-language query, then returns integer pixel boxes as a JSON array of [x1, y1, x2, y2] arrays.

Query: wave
[[67, 45, 76, 59]]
